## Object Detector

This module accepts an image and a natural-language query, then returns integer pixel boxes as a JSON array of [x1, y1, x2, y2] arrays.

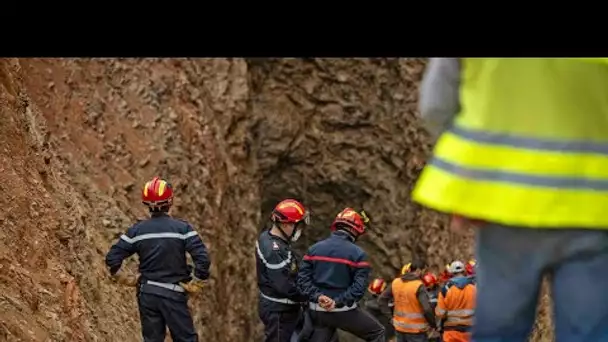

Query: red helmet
[[466, 259, 477, 276], [439, 269, 452, 284], [330, 208, 368, 236], [271, 199, 309, 225], [142, 177, 174, 209], [368, 278, 387, 295], [422, 272, 438, 288]]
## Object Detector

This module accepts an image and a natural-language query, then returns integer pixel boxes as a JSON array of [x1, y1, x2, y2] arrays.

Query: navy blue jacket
[[256, 229, 306, 312], [105, 213, 211, 285], [297, 231, 371, 307]]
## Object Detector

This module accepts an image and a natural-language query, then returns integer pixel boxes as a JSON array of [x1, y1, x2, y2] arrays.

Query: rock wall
[[0, 58, 551, 342]]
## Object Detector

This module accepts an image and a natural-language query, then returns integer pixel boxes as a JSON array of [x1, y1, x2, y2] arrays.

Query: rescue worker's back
[[105, 177, 210, 342], [300, 231, 370, 302], [436, 275, 475, 342], [106, 214, 209, 286], [414, 58, 608, 342], [414, 58, 608, 228], [298, 208, 385, 342]]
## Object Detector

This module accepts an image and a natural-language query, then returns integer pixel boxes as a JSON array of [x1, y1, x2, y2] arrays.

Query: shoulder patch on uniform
[[272, 241, 280, 250]]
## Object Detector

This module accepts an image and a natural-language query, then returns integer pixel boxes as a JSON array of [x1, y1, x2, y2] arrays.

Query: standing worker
[[421, 272, 441, 342], [364, 278, 396, 341], [413, 58, 608, 341], [421, 272, 439, 312], [297, 208, 385, 342], [436, 261, 476, 342], [105, 176, 211, 342], [378, 260, 437, 342], [256, 199, 310, 342]]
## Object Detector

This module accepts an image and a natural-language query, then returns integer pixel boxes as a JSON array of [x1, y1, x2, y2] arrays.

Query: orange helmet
[[142, 177, 174, 210], [331, 208, 369, 236], [368, 278, 387, 295], [422, 272, 438, 288], [271, 199, 309, 225], [466, 259, 477, 276]]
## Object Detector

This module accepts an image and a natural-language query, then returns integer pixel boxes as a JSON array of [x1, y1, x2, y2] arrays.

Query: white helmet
[[448, 260, 465, 274]]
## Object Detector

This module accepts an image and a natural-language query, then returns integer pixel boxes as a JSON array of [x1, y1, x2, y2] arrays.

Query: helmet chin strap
[[274, 222, 297, 243], [336, 228, 357, 242]]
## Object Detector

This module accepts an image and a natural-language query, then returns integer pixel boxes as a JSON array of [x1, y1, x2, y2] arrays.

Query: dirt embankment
[[0, 58, 552, 342]]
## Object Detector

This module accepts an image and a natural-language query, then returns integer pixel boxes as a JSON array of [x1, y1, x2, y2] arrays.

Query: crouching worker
[[436, 261, 476, 342], [297, 208, 385, 342], [256, 199, 310, 342], [105, 177, 211, 342], [364, 278, 396, 341], [378, 260, 437, 342]]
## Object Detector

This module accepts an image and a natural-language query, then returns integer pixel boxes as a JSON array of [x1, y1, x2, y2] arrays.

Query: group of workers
[[104, 175, 477, 342], [366, 259, 477, 342], [102, 58, 608, 342], [256, 198, 477, 342]]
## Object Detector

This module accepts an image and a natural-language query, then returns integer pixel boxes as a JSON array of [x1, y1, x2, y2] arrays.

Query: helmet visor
[[301, 210, 310, 225]]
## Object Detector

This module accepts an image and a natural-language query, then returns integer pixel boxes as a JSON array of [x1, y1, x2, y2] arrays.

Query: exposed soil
[[0, 58, 552, 341]]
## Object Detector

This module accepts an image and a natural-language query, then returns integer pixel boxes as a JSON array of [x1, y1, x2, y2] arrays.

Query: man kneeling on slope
[[297, 208, 385, 342]]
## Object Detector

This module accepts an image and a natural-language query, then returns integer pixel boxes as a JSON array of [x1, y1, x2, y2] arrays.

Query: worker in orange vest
[[436, 261, 476, 342], [378, 260, 437, 342]]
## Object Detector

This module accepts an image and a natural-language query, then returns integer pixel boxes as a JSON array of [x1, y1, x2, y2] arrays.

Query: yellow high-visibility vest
[[412, 58, 608, 228]]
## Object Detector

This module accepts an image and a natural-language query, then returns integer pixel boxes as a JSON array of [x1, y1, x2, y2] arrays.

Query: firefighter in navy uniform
[[297, 208, 385, 342], [105, 176, 211, 342], [256, 199, 311, 342]]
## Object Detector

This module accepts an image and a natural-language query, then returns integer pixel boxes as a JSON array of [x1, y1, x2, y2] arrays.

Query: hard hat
[[271, 199, 309, 225], [448, 260, 465, 274], [465, 259, 476, 275], [142, 177, 174, 210], [368, 278, 387, 295], [439, 270, 452, 283], [330, 208, 367, 236], [400, 262, 412, 275], [421, 272, 438, 288]]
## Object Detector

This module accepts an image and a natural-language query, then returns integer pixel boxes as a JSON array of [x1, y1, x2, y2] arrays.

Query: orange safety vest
[[391, 278, 429, 333], [436, 280, 476, 328]]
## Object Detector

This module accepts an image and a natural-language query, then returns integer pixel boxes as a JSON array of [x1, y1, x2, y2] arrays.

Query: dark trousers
[[396, 332, 428, 342], [259, 306, 301, 342], [308, 308, 385, 342], [138, 292, 198, 342]]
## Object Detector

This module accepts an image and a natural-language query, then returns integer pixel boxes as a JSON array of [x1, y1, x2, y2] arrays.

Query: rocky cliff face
[[0, 58, 551, 341]]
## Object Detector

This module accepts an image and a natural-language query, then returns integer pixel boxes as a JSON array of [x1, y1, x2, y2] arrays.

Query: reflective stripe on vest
[[443, 309, 474, 327], [391, 278, 429, 333], [413, 58, 608, 228]]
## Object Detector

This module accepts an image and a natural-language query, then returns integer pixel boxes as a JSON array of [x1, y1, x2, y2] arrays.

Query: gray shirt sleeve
[[418, 58, 462, 140]]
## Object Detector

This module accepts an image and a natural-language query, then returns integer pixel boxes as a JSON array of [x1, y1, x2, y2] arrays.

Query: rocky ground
[[0, 58, 552, 341]]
